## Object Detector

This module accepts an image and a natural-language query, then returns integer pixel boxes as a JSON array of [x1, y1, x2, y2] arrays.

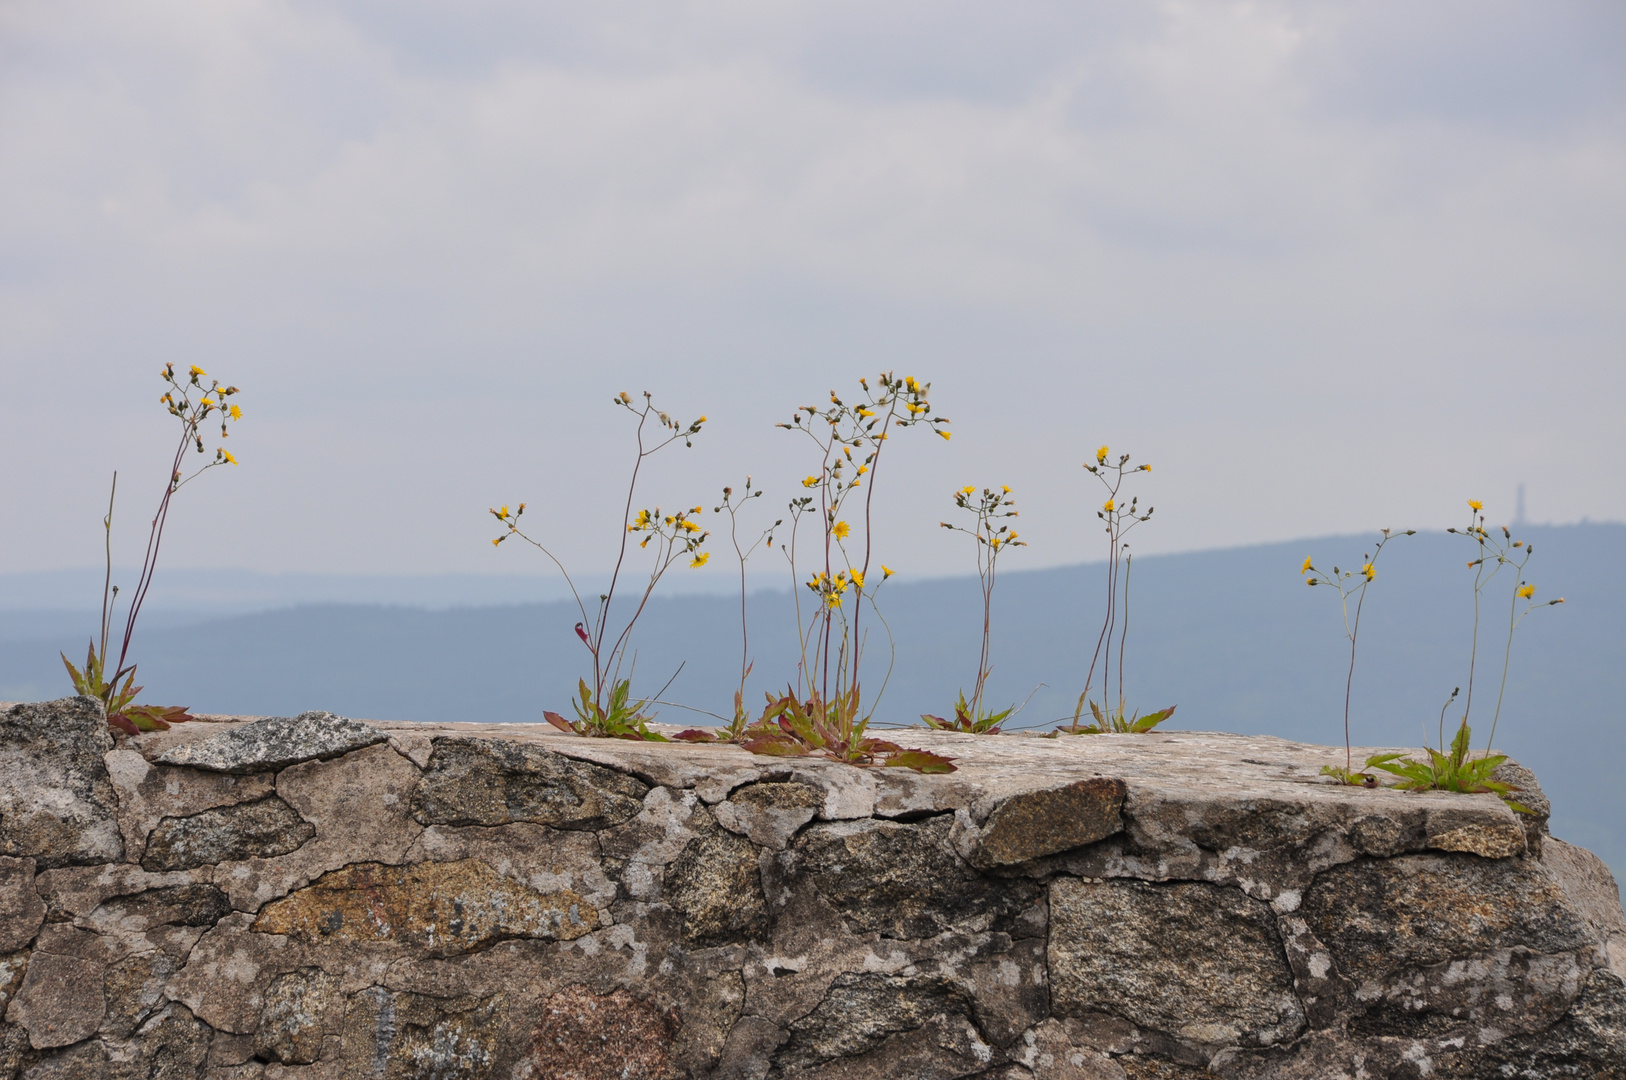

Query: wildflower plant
[[1301, 527, 1414, 784], [739, 374, 955, 772], [1365, 688, 1530, 811], [922, 485, 1025, 734], [1059, 446, 1174, 734], [1446, 500, 1565, 754], [491, 391, 709, 740], [1363, 499, 1563, 802], [672, 477, 780, 743], [62, 364, 243, 735]]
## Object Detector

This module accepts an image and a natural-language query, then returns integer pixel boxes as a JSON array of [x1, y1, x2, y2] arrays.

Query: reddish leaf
[[543, 710, 575, 734], [671, 729, 719, 742], [860, 738, 903, 754], [107, 713, 142, 737], [741, 733, 808, 757]]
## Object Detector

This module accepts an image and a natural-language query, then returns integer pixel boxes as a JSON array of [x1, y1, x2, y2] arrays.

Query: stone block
[[0, 700, 122, 869], [153, 713, 386, 774], [250, 858, 596, 954]]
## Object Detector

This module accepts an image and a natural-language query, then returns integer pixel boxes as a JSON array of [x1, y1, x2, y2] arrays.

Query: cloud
[[2, 0, 1622, 582]]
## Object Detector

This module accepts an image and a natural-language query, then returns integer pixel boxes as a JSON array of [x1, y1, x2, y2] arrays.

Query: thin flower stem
[[100, 473, 117, 664], [1117, 553, 1132, 709], [116, 428, 188, 677]]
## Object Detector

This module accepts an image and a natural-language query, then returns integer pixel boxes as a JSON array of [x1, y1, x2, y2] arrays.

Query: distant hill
[[4, 523, 1621, 876]]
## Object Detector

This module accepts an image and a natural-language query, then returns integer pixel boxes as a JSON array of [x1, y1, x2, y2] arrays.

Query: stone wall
[[1, 696, 1623, 1079]]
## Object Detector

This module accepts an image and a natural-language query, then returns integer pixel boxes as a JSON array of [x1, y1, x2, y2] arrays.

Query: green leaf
[[884, 749, 957, 774], [1130, 705, 1176, 733], [61, 651, 88, 695]]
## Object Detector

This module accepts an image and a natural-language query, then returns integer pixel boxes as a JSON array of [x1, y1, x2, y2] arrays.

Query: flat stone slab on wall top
[[150, 711, 387, 773], [364, 721, 1539, 858]]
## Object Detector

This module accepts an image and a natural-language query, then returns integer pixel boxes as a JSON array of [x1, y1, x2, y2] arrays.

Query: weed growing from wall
[[1301, 528, 1414, 784], [62, 364, 243, 734], [734, 373, 955, 771], [922, 484, 1025, 734], [490, 391, 708, 740], [1059, 446, 1174, 735]]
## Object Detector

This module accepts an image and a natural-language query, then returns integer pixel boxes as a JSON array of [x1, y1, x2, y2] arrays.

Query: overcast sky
[[3, 0, 1623, 588]]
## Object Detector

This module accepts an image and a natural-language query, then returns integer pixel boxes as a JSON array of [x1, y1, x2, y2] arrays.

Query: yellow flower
[[1002, 485, 1010, 494], [802, 476, 819, 488], [907, 402, 923, 414], [696, 415, 707, 423], [832, 520, 851, 540], [691, 552, 710, 568], [492, 537, 502, 547], [1301, 556, 1313, 574], [905, 376, 918, 392], [681, 521, 700, 533], [1362, 563, 1375, 581], [1517, 584, 1536, 599], [1103, 499, 1115, 513], [221, 449, 237, 465], [938, 430, 950, 441], [189, 365, 207, 377], [633, 509, 651, 529], [826, 593, 842, 608], [851, 570, 864, 588], [1468, 499, 1483, 512], [960, 486, 975, 496], [498, 505, 510, 519], [991, 536, 1002, 550], [882, 565, 894, 579], [229, 404, 242, 420], [856, 407, 874, 418], [1096, 445, 1109, 463], [1141, 464, 1151, 472]]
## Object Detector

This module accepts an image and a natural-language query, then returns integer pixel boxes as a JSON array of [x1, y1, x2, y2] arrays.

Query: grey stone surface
[[254, 969, 341, 1065], [140, 797, 314, 872], [7, 952, 105, 1049], [1050, 878, 1305, 1049], [0, 699, 122, 868], [665, 828, 769, 946], [103, 748, 274, 864], [0, 858, 43, 953], [410, 736, 647, 831], [713, 781, 823, 849], [782, 815, 1043, 940], [0, 707, 1617, 1077], [153, 712, 385, 774]]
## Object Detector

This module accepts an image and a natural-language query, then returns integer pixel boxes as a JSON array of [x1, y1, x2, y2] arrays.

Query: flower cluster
[[925, 484, 1026, 733], [159, 363, 244, 479], [777, 373, 948, 707]]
